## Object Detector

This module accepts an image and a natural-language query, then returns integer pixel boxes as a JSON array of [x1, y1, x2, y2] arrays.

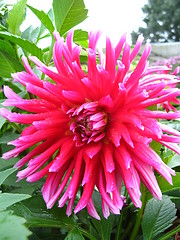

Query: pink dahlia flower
[[1, 31, 180, 219]]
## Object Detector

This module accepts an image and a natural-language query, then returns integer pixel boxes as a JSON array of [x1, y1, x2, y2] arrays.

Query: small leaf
[[0, 50, 24, 78], [53, 0, 88, 35], [141, 195, 177, 240], [21, 25, 40, 43], [65, 227, 85, 240], [64, 29, 88, 47], [37, 8, 54, 42], [168, 154, 180, 168], [0, 210, 31, 240], [73, 29, 88, 41], [27, 5, 55, 34], [6, 0, 27, 35], [157, 173, 180, 195], [146, 173, 180, 200], [0, 167, 17, 185], [167, 120, 180, 131], [0, 31, 43, 60], [0, 116, 6, 130], [0, 193, 31, 211]]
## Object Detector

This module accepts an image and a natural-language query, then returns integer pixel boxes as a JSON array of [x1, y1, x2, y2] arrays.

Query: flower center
[[68, 102, 108, 146]]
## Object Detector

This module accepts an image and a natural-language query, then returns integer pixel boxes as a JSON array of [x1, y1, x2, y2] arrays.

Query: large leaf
[[6, 0, 27, 35], [9, 194, 75, 229], [141, 196, 177, 240], [0, 50, 24, 78], [65, 227, 85, 240], [0, 210, 31, 240], [0, 31, 43, 60], [27, 5, 54, 34], [53, 0, 88, 35], [0, 193, 31, 211], [0, 167, 17, 185]]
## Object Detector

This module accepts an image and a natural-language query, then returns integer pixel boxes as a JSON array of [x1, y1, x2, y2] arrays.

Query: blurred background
[[6, 0, 180, 65]]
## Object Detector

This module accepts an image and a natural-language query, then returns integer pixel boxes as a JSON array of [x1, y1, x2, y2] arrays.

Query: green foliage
[[168, 154, 180, 169], [6, 0, 27, 35], [53, 0, 88, 35], [27, 5, 54, 35], [0, 1, 179, 240], [0, 50, 24, 77], [0, 167, 16, 185], [64, 228, 85, 240], [0, 116, 6, 130], [0, 193, 31, 211], [0, 210, 32, 240], [9, 194, 74, 228], [90, 190, 115, 240], [0, 166, 32, 240], [132, 0, 180, 43], [0, 31, 43, 60], [141, 196, 177, 240]]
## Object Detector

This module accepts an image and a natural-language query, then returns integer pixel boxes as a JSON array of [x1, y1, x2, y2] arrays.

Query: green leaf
[[0, 132, 20, 144], [0, 167, 17, 185], [53, 0, 88, 35], [0, 23, 7, 31], [27, 5, 55, 34], [0, 210, 31, 240], [0, 50, 24, 78], [168, 154, 180, 168], [90, 190, 115, 240], [146, 173, 180, 200], [64, 29, 88, 47], [65, 227, 85, 240], [73, 29, 88, 41], [0, 193, 31, 211], [141, 195, 177, 240], [9, 194, 74, 228], [0, 39, 16, 57], [158, 172, 180, 193], [158, 225, 180, 240], [0, 31, 43, 60], [0, 116, 6, 130], [150, 140, 161, 155], [21, 25, 40, 43], [37, 8, 54, 42], [167, 120, 180, 131], [6, 0, 27, 35]]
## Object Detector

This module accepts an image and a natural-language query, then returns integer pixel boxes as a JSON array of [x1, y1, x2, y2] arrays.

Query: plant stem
[[10, 122, 22, 133], [41, 36, 55, 80], [115, 188, 128, 240], [46, 36, 55, 66], [130, 184, 146, 240], [158, 224, 180, 240], [115, 207, 125, 240]]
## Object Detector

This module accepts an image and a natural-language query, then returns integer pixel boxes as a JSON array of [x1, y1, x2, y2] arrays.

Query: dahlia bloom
[[1, 31, 180, 219]]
